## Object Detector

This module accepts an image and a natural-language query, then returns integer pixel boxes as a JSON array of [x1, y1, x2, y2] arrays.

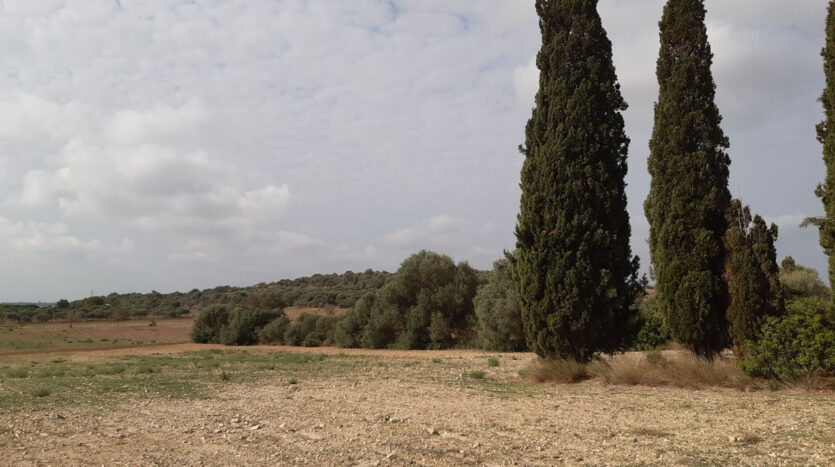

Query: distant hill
[[0, 269, 393, 324]]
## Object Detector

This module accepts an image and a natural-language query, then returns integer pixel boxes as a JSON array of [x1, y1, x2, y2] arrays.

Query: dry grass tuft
[[525, 358, 590, 384], [591, 351, 756, 390], [729, 433, 762, 445], [631, 427, 671, 438]]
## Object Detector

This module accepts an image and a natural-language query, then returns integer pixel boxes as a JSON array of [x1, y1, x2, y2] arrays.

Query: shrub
[[468, 371, 485, 380], [283, 313, 320, 346], [219, 308, 285, 346], [334, 293, 374, 348], [629, 295, 672, 351], [258, 315, 291, 344], [741, 297, 835, 381], [352, 250, 479, 350], [190, 306, 230, 344], [475, 258, 526, 352], [779, 258, 829, 301], [526, 358, 590, 384]]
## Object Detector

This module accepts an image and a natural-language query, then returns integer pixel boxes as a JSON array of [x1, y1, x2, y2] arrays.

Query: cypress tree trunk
[[645, 0, 731, 358], [513, 0, 639, 363], [724, 200, 784, 357], [814, 1, 835, 296]]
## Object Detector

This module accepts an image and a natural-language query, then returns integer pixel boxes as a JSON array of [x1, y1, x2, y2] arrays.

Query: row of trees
[[512, 0, 834, 373]]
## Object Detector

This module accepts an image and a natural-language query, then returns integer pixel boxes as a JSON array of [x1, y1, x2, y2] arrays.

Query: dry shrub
[[525, 358, 590, 384], [592, 351, 755, 389]]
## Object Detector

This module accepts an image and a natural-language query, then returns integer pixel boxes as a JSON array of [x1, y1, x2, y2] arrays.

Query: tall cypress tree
[[724, 200, 784, 356], [513, 0, 639, 363], [810, 1, 835, 295], [645, 0, 731, 358]]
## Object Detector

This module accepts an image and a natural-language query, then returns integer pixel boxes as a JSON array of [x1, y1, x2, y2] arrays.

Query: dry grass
[[525, 358, 591, 383], [524, 350, 763, 390], [591, 351, 756, 390]]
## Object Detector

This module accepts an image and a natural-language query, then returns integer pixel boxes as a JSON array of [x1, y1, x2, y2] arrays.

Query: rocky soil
[[1, 345, 833, 466]]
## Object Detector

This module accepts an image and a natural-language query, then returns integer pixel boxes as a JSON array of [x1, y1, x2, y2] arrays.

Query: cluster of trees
[[0, 270, 391, 325], [509, 0, 833, 379]]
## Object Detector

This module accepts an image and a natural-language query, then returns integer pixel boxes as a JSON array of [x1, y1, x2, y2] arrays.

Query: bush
[[340, 250, 479, 350], [334, 293, 375, 348], [525, 358, 590, 384], [190, 306, 230, 344], [283, 313, 320, 346], [258, 315, 291, 344], [629, 295, 673, 351], [741, 297, 835, 381], [475, 258, 526, 352], [219, 308, 285, 346], [779, 258, 829, 301]]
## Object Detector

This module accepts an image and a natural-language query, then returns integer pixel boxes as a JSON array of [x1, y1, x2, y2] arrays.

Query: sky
[[0, 0, 829, 302]]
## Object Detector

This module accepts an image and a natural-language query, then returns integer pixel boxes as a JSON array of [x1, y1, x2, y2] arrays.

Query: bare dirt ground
[[1, 344, 833, 466], [0, 318, 192, 355]]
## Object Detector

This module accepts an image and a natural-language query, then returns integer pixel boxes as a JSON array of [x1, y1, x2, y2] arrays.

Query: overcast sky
[[0, 0, 829, 302]]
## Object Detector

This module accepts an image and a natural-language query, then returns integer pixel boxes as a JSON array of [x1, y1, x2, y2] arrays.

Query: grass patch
[[526, 358, 590, 384], [432, 358, 442, 364], [592, 352, 755, 389], [488, 357, 499, 367], [30, 387, 51, 398], [288, 377, 298, 385], [469, 371, 486, 380], [5, 367, 29, 378]]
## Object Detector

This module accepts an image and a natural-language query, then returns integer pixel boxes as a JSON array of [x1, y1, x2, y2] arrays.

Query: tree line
[[510, 0, 834, 379]]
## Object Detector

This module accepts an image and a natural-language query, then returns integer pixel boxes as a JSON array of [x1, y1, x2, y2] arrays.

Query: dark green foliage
[[741, 297, 835, 381], [56, 299, 69, 309], [190, 306, 230, 344], [283, 313, 341, 347], [219, 308, 285, 346], [779, 257, 830, 301], [644, 0, 732, 358], [337, 251, 479, 350], [258, 315, 291, 344], [475, 258, 526, 352], [513, 0, 640, 362], [283, 313, 320, 347], [334, 293, 375, 348], [807, 2, 835, 296], [630, 294, 673, 351], [724, 200, 785, 355]]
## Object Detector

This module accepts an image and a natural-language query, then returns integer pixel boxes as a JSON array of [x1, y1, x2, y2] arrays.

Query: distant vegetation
[[0, 269, 391, 324]]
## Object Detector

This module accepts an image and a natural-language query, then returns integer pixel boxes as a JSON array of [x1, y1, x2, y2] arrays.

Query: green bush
[[779, 258, 829, 301], [334, 293, 375, 348], [258, 315, 291, 344], [284, 313, 320, 346], [340, 250, 479, 350], [190, 306, 230, 344], [741, 297, 835, 381], [629, 295, 672, 351], [475, 258, 526, 352], [219, 308, 285, 346]]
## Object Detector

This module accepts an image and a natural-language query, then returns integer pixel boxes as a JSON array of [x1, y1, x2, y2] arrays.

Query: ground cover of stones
[[0, 342, 833, 465]]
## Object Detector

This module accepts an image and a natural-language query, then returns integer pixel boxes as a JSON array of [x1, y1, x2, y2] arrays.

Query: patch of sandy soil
[[1, 345, 833, 466]]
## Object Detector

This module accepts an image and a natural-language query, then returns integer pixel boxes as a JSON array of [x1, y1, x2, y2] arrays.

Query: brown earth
[[1, 344, 833, 466]]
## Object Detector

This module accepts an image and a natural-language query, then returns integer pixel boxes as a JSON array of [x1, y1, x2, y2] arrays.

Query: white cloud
[[384, 215, 467, 249], [0, 0, 828, 300], [764, 214, 809, 233], [513, 58, 538, 106]]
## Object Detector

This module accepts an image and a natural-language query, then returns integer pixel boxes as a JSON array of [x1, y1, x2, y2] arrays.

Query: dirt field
[[0, 307, 345, 356], [0, 318, 192, 354], [0, 344, 833, 466]]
